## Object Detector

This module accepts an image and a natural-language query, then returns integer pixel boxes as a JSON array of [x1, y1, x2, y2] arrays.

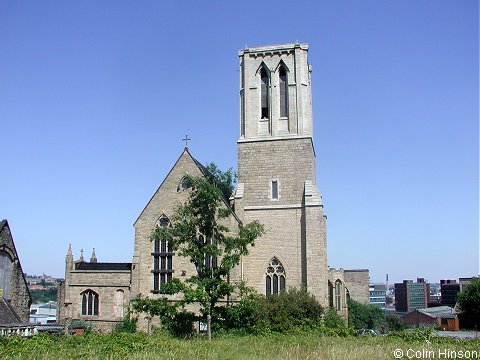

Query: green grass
[[0, 332, 478, 360]]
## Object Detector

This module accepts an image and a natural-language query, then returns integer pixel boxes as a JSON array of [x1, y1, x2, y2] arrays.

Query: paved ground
[[434, 330, 480, 339]]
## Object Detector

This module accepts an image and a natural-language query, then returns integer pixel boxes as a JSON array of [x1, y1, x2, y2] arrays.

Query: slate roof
[[74, 262, 132, 271], [0, 298, 24, 325], [0, 220, 6, 232], [418, 306, 457, 318]]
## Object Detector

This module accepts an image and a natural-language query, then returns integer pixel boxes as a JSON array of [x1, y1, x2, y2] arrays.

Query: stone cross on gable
[[182, 134, 191, 148]]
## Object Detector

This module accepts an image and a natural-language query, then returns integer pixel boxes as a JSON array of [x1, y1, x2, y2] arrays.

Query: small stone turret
[[66, 244, 73, 271], [90, 248, 97, 263]]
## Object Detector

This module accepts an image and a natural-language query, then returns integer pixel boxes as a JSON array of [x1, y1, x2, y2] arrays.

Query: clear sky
[[0, 1, 478, 284]]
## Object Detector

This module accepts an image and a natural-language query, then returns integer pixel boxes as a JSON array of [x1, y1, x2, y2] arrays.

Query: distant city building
[[30, 301, 57, 325], [459, 277, 474, 292], [395, 278, 429, 312], [369, 283, 386, 309], [440, 279, 460, 307]]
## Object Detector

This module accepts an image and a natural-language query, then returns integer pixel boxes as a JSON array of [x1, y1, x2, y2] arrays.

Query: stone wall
[[62, 263, 131, 332], [344, 269, 370, 305], [0, 220, 31, 323]]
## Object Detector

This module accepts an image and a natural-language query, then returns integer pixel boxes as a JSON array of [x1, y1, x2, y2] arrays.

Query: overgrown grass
[[1, 331, 479, 360]]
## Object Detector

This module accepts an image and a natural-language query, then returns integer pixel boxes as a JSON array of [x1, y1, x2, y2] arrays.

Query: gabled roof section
[[0, 298, 24, 326], [134, 147, 202, 226], [134, 147, 241, 226], [0, 220, 6, 233], [0, 220, 31, 303]]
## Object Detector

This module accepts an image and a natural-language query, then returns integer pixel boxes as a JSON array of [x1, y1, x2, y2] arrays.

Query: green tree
[[324, 307, 345, 329], [347, 298, 385, 331], [143, 174, 264, 340], [30, 288, 57, 304], [203, 162, 236, 200], [457, 277, 480, 329]]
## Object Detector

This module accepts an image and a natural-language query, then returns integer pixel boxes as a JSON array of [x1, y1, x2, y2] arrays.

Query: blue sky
[[0, 1, 478, 284]]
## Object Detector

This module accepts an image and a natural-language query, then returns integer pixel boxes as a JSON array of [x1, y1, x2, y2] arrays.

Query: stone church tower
[[233, 43, 329, 306], [57, 43, 361, 332]]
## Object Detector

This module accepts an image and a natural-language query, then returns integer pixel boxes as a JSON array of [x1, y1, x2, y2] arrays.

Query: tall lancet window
[[260, 68, 269, 119], [279, 67, 288, 118], [265, 257, 286, 295], [153, 215, 173, 293]]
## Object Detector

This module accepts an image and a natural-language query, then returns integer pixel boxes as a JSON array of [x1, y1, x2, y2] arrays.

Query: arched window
[[335, 280, 342, 311], [265, 257, 285, 295], [260, 68, 269, 119], [153, 215, 173, 293], [81, 289, 99, 316], [279, 66, 288, 118]]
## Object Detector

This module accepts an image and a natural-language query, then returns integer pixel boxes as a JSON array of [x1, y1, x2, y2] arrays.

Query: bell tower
[[234, 43, 328, 305], [239, 43, 314, 140]]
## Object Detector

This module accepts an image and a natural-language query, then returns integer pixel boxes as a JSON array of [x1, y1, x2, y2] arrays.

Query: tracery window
[[260, 68, 270, 119], [279, 66, 288, 118], [265, 257, 285, 295], [153, 216, 173, 293], [81, 289, 99, 316]]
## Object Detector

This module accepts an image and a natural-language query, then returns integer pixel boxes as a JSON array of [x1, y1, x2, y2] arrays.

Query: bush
[[324, 307, 345, 329], [213, 289, 269, 334], [113, 313, 137, 333], [263, 288, 323, 332], [214, 287, 324, 334], [385, 312, 405, 332], [347, 298, 385, 331], [161, 310, 197, 338]]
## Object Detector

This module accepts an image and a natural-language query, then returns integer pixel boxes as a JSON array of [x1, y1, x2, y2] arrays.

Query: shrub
[[347, 298, 385, 331], [324, 307, 345, 329], [214, 287, 324, 334], [213, 289, 269, 334], [161, 310, 197, 338], [113, 313, 137, 333]]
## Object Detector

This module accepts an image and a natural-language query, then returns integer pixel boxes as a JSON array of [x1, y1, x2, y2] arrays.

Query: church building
[[58, 43, 364, 331]]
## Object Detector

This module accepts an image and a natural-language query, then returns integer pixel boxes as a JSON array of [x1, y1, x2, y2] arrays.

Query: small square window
[[271, 180, 278, 200]]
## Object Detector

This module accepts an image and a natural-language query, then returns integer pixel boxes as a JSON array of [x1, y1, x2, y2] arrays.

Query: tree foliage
[[457, 277, 480, 329], [203, 162, 236, 201], [347, 299, 385, 331], [133, 174, 264, 339], [30, 288, 57, 304], [324, 307, 345, 329], [214, 287, 324, 334]]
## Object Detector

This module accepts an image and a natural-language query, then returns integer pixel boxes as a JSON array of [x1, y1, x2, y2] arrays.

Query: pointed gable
[[134, 148, 207, 228]]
